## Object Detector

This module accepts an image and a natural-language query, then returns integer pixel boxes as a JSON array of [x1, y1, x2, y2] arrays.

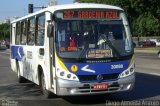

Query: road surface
[[0, 50, 160, 106]]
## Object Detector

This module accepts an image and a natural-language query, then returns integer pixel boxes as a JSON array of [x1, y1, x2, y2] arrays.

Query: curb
[[0, 52, 10, 56], [0, 49, 159, 56], [0, 49, 10, 56], [134, 50, 158, 54]]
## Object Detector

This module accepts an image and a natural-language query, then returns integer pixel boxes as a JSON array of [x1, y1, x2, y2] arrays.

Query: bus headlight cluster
[[56, 68, 79, 81], [119, 67, 135, 78]]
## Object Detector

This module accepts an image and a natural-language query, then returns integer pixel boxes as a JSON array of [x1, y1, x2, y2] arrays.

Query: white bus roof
[[11, 3, 123, 23]]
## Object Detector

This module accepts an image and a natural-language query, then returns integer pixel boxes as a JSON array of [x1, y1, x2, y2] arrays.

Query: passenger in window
[[21, 25, 27, 44], [105, 26, 115, 41], [97, 25, 115, 49], [69, 36, 76, 47], [37, 31, 44, 46], [28, 33, 34, 45], [21, 34, 26, 44], [84, 23, 92, 40], [99, 26, 115, 42]]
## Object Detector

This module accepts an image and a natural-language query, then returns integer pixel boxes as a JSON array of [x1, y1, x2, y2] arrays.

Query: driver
[[97, 25, 114, 49], [83, 23, 94, 44]]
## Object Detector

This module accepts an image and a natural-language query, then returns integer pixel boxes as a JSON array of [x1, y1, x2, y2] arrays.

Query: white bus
[[10, 3, 135, 98]]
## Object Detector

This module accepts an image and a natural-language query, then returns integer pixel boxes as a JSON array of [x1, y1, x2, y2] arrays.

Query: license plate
[[92, 83, 108, 90]]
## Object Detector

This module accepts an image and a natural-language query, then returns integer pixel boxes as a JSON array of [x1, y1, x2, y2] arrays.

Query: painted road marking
[[149, 73, 160, 76]]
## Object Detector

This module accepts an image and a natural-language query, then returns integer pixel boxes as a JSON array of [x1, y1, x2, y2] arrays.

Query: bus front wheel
[[40, 73, 52, 98]]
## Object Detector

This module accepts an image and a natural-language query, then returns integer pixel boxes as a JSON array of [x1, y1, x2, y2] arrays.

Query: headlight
[[56, 68, 79, 81], [119, 66, 135, 78]]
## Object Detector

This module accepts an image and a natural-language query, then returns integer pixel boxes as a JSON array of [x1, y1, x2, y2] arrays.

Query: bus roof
[[11, 3, 123, 23], [52, 3, 123, 11]]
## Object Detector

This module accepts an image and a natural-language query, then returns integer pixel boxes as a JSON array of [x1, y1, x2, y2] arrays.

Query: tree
[[0, 23, 10, 39], [134, 13, 160, 37], [79, 0, 160, 37]]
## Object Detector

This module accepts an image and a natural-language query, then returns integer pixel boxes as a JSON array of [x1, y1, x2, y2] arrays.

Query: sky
[[0, 0, 73, 21]]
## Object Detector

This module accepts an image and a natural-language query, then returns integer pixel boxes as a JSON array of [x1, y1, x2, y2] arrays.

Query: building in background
[[0, 19, 10, 25], [0, 17, 19, 25]]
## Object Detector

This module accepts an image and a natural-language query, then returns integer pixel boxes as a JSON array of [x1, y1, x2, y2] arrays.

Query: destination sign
[[62, 9, 120, 19]]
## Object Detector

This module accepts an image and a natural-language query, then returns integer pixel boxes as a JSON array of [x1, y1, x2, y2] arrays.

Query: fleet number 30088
[[111, 64, 123, 69]]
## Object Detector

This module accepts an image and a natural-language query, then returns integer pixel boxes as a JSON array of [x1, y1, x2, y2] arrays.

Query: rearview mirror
[[46, 12, 52, 21], [47, 24, 54, 37]]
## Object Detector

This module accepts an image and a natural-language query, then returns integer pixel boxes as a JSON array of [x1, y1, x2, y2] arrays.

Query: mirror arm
[[47, 23, 54, 37]]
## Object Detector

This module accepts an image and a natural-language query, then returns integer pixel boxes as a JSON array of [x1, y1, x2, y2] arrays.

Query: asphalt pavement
[[0, 48, 160, 106]]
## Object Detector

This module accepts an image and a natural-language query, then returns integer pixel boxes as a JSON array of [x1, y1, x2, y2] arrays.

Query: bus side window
[[27, 18, 35, 45], [10, 25, 12, 44], [15, 22, 21, 45], [21, 21, 27, 45], [36, 15, 45, 46]]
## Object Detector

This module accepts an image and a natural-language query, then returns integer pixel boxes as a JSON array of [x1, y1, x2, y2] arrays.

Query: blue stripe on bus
[[64, 60, 130, 82], [11, 46, 24, 61], [64, 60, 129, 75]]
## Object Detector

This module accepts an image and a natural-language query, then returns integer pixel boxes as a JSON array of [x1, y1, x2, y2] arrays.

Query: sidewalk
[[0, 47, 10, 55], [0, 47, 159, 55], [0, 46, 7, 50], [134, 49, 158, 54]]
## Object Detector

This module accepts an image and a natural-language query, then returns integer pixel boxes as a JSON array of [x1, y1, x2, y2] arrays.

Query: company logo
[[97, 74, 103, 81], [71, 65, 78, 72]]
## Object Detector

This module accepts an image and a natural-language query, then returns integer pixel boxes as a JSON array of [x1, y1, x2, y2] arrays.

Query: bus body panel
[[10, 3, 135, 96], [56, 73, 135, 96], [64, 60, 130, 76]]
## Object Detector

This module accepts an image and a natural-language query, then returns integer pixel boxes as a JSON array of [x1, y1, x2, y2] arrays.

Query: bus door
[[45, 12, 56, 92], [48, 21, 56, 92]]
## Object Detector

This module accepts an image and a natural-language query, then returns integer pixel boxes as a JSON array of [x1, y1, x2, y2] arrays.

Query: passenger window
[[16, 22, 21, 45], [36, 15, 45, 46], [10, 25, 12, 44], [21, 21, 27, 45], [27, 18, 35, 45]]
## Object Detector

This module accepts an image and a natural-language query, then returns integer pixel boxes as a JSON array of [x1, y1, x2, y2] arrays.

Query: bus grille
[[78, 73, 119, 82]]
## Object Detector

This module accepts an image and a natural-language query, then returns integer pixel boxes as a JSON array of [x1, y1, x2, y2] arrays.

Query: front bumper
[[56, 73, 135, 96]]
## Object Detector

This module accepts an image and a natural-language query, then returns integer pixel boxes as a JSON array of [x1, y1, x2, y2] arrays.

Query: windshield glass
[[55, 10, 133, 59]]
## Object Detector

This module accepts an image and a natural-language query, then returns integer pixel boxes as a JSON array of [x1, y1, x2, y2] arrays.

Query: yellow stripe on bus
[[56, 55, 69, 71], [129, 55, 134, 67]]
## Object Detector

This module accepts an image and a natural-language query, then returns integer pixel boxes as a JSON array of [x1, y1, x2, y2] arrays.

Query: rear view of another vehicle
[[138, 41, 156, 48], [149, 41, 156, 47], [150, 39, 160, 47]]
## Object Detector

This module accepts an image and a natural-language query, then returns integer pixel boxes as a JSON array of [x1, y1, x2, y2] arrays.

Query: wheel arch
[[15, 59, 19, 73], [37, 65, 43, 85]]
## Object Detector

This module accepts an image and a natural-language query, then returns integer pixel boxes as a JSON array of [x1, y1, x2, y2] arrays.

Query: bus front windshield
[[55, 12, 133, 59]]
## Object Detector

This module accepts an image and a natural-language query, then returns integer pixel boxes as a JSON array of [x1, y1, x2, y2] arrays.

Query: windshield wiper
[[100, 35, 121, 58], [78, 36, 121, 59], [78, 42, 89, 59]]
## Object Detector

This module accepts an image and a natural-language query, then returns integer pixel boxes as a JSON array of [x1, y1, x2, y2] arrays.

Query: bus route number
[[64, 10, 74, 19]]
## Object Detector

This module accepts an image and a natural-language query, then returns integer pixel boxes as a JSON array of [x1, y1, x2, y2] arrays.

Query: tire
[[40, 73, 53, 98], [17, 62, 26, 83]]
